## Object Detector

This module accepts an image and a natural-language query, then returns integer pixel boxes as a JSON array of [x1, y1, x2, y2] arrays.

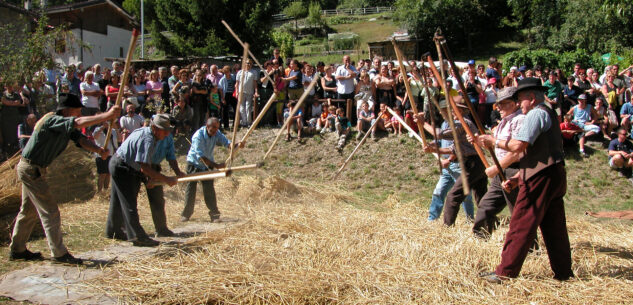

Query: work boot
[[53, 252, 83, 265], [155, 229, 175, 237], [132, 238, 160, 247], [209, 212, 221, 222], [9, 249, 43, 261]]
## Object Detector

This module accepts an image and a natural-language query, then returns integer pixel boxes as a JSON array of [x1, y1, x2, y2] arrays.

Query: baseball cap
[[468, 59, 475, 65]]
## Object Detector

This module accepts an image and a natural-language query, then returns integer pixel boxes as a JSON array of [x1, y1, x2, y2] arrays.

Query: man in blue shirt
[[180, 117, 244, 222], [106, 114, 178, 247], [143, 129, 185, 237]]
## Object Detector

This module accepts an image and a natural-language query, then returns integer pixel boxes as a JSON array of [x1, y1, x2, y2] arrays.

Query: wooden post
[[391, 38, 427, 146], [103, 28, 139, 149], [420, 63, 448, 174], [263, 77, 318, 161], [228, 44, 249, 167]]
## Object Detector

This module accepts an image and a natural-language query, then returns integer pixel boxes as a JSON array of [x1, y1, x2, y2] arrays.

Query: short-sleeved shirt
[[608, 139, 633, 154], [335, 65, 357, 94], [515, 103, 552, 145], [146, 80, 163, 100], [560, 121, 582, 140], [236, 69, 257, 94], [151, 133, 176, 164], [493, 109, 525, 159], [115, 127, 156, 171], [287, 70, 302, 89], [120, 114, 144, 133], [22, 115, 84, 167], [543, 80, 563, 100], [620, 102, 633, 116], [80, 81, 101, 108], [186, 126, 231, 170]]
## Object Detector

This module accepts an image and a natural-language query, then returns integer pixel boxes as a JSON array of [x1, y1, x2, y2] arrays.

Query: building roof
[[0, 0, 37, 16], [46, 0, 137, 26]]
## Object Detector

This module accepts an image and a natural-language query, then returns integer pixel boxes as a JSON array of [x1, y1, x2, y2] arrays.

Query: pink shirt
[[146, 80, 162, 100], [493, 109, 525, 160]]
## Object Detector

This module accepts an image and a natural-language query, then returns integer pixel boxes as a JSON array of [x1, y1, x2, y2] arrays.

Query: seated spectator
[[171, 93, 193, 136], [17, 114, 37, 149], [334, 107, 351, 151], [284, 101, 303, 142], [563, 75, 580, 114], [389, 107, 403, 136], [608, 128, 633, 177], [376, 103, 393, 134], [560, 114, 584, 150], [318, 105, 337, 134], [567, 94, 601, 156], [620, 95, 633, 132], [307, 99, 323, 128], [595, 97, 618, 139], [356, 101, 375, 139]]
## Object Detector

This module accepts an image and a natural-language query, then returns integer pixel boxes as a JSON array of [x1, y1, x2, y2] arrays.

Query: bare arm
[[168, 159, 185, 177], [140, 163, 176, 185], [79, 137, 108, 159], [74, 105, 120, 129]]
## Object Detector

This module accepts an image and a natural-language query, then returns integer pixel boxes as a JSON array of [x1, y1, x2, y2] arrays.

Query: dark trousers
[[443, 156, 488, 226], [144, 164, 169, 233], [495, 163, 573, 280], [191, 99, 208, 130], [472, 166, 520, 236], [106, 155, 149, 241], [181, 163, 219, 219], [222, 92, 237, 129]]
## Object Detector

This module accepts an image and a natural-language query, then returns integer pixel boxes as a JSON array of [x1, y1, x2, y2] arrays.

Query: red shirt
[[560, 122, 581, 140]]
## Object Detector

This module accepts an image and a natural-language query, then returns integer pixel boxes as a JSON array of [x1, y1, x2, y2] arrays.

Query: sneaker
[[9, 249, 43, 261], [53, 252, 83, 265], [579, 150, 588, 157], [336, 145, 343, 152], [180, 216, 190, 222], [320, 128, 327, 135], [132, 238, 160, 247], [408, 131, 414, 138], [155, 229, 175, 237], [371, 132, 376, 140], [356, 131, 364, 140]]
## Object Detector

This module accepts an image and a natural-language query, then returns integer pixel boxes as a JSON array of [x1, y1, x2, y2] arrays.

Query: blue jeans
[[428, 162, 474, 221]]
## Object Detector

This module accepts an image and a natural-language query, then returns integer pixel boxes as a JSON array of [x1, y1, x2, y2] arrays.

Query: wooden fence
[[272, 6, 394, 21]]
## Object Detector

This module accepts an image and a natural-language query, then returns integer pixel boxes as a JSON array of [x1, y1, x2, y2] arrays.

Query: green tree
[[283, 1, 308, 31], [271, 29, 294, 59], [306, 2, 325, 31], [0, 15, 76, 86], [128, 0, 278, 57]]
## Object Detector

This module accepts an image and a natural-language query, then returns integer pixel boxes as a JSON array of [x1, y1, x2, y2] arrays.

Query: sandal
[[285, 134, 291, 141]]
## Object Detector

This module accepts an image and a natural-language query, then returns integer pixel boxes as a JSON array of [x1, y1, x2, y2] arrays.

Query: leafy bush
[[296, 35, 323, 46], [272, 29, 295, 58], [327, 16, 360, 25], [503, 48, 607, 76], [332, 36, 360, 50]]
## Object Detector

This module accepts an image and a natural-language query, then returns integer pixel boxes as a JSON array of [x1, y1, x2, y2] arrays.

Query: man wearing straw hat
[[106, 114, 179, 247], [10, 93, 120, 264], [421, 96, 488, 226], [480, 78, 573, 283], [470, 87, 524, 238], [180, 117, 244, 222]]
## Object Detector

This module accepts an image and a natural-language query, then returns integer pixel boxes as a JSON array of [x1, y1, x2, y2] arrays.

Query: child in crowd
[[356, 101, 375, 139], [274, 70, 286, 127], [560, 114, 584, 152], [374, 103, 392, 137], [308, 100, 323, 128], [209, 84, 221, 118], [320, 105, 337, 134], [171, 93, 193, 136], [390, 107, 403, 136], [335, 107, 351, 151], [284, 100, 303, 141], [316, 104, 331, 133]]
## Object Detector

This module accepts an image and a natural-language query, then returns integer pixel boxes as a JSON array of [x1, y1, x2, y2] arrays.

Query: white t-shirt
[[303, 74, 315, 96], [485, 86, 498, 104], [236, 69, 257, 95], [119, 114, 144, 133], [80, 81, 101, 108], [335, 65, 357, 94]]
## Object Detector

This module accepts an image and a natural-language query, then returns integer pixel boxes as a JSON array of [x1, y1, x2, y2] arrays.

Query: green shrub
[[503, 48, 607, 76], [333, 36, 360, 50], [327, 16, 360, 25]]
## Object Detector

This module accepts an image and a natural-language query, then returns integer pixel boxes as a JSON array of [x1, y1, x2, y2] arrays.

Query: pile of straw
[[0, 143, 95, 216], [91, 175, 633, 304]]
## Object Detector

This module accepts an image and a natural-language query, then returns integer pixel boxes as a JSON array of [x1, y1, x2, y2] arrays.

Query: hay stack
[[0, 143, 95, 217]]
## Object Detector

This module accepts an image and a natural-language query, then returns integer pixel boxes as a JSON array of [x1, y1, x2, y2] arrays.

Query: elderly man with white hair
[[80, 70, 103, 116]]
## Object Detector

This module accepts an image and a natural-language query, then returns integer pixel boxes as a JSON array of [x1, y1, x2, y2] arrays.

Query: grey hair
[[206, 117, 220, 126], [84, 71, 94, 78]]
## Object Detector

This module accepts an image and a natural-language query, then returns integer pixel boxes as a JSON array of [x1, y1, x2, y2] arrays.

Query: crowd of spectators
[[2, 50, 633, 181]]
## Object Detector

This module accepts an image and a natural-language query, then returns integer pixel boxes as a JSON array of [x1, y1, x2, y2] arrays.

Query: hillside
[[1, 127, 632, 303]]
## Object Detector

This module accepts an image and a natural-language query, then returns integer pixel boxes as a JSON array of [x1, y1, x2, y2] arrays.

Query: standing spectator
[[562, 76, 581, 114], [283, 59, 304, 101], [219, 65, 237, 130], [284, 100, 304, 142], [190, 71, 209, 130], [181, 118, 243, 222], [270, 48, 284, 69], [235, 59, 258, 127], [602, 73, 625, 110], [575, 69, 593, 105], [158, 67, 171, 111], [168, 65, 179, 90], [373, 65, 397, 110], [80, 71, 103, 116], [486, 57, 502, 80], [17, 114, 37, 150], [321, 66, 338, 102], [132, 73, 148, 111], [119, 103, 144, 142], [335, 55, 358, 123], [59, 65, 81, 96], [543, 71, 563, 116], [2, 82, 28, 155], [502, 67, 519, 88], [145, 70, 164, 102], [92, 120, 118, 193], [258, 61, 276, 125], [206, 64, 223, 87], [368, 57, 382, 80]]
